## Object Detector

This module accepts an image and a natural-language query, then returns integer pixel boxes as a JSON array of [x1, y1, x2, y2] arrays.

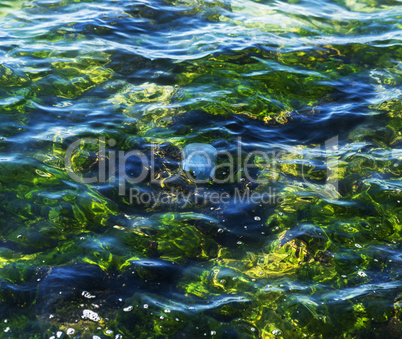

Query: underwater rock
[[36, 264, 109, 316]]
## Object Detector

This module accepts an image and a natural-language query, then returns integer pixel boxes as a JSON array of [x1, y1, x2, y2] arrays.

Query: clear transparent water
[[0, 0, 401, 337]]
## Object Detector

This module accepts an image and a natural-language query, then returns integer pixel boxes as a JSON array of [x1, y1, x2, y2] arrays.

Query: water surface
[[0, 0, 401, 338]]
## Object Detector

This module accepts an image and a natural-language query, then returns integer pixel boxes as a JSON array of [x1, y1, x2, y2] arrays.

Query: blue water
[[0, 0, 401, 338]]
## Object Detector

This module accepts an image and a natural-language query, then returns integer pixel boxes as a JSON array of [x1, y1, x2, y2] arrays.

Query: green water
[[0, 0, 401, 338]]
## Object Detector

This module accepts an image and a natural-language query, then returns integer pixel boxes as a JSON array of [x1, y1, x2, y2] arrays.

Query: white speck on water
[[357, 271, 367, 277], [355, 243, 362, 248], [272, 329, 282, 335], [82, 291, 95, 299], [67, 328, 75, 335], [143, 304, 149, 309], [82, 309, 100, 322], [4, 327, 10, 333], [123, 306, 133, 312], [254, 216, 261, 221]]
